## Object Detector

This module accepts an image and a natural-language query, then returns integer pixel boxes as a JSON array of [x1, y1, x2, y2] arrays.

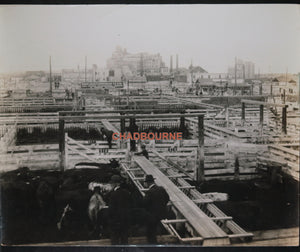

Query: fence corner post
[[59, 116, 65, 171]]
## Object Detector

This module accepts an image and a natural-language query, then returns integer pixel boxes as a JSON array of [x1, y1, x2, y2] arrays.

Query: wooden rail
[[59, 113, 205, 122], [171, 96, 224, 109], [186, 117, 248, 140], [0, 105, 73, 113], [241, 99, 288, 107]]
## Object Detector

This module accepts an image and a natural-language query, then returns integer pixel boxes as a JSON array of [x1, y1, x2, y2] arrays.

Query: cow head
[[109, 159, 119, 168]]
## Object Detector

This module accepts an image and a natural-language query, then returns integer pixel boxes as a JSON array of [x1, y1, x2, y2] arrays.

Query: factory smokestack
[[176, 54, 178, 71]]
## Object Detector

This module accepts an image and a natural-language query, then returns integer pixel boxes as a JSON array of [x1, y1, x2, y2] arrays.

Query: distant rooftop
[[189, 65, 207, 73]]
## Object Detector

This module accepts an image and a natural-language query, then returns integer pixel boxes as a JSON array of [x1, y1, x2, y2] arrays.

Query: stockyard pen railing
[[241, 99, 288, 134], [58, 111, 206, 182]]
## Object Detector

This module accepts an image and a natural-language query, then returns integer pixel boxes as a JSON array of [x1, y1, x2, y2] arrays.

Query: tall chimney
[[170, 55, 173, 73], [176, 54, 178, 71]]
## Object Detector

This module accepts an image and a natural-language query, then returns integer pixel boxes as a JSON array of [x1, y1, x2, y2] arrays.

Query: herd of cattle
[[1, 160, 154, 244]]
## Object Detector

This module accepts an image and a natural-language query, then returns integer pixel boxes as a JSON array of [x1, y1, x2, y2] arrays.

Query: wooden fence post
[[234, 156, 240, 180], [282, 105, 287, 135], [270, 84, 273, 96], [241, 102, 245, 120], [225, 106, 229, 127], [120, 112, 126, 133], [59, 117, 65, 171], [65, 132, 68, 170], [259, 104, 264, 126], [196, 115, 205, 183], [120, 112, 126, 149], [259, 83, 262, 95], [129, 116, 137, 151]]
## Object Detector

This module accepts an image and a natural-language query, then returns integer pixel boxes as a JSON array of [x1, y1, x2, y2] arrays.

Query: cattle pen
[[0, 82, 299, 247]]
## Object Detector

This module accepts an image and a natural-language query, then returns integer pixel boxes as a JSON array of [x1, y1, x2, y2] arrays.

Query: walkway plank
[[133, 156, 230, 244]]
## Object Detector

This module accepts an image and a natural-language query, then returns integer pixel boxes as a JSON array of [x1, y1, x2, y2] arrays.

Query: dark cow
[[1, 167, 37, 218], [36, 180, 56, 223]]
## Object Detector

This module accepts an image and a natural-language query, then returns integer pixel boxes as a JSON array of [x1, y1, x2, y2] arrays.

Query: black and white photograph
[[0, 4, 299, 247]]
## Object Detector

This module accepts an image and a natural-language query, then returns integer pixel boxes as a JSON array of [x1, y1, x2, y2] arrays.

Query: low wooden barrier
[[268, 145, 299, 180], [153, 141, 263, 181]]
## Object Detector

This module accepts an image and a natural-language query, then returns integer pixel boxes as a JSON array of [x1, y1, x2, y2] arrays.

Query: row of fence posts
[[241, 102, 287, 135]]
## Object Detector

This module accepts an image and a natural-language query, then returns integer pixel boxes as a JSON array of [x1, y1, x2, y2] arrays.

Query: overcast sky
[[0, 4, 299, 74]]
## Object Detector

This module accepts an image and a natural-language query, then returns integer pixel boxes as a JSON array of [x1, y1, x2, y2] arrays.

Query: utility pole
[[85, 56, 87, 82], [234, 57, 237, 95], [77, 65, 80, 85], [190, 59, 193, 86], [127, 80, 129, 106], [140, 54, 144, 76], [49, 56, 52, 95]]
